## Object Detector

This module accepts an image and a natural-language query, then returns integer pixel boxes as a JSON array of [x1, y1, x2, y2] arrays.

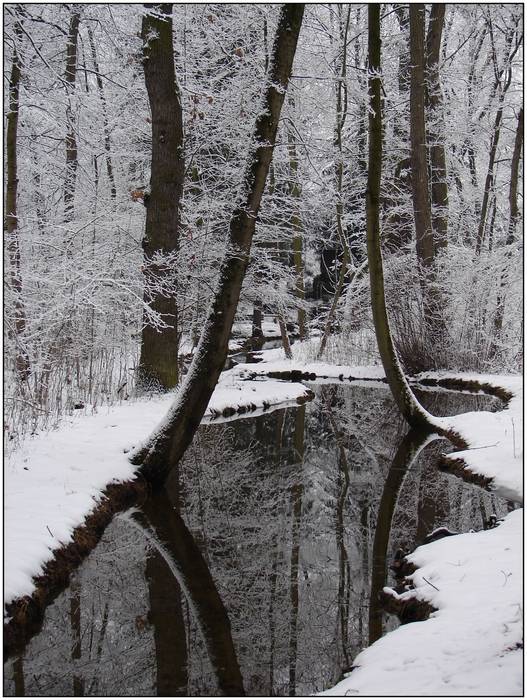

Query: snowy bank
[[4, 371, 311, 612], [419, 373, 523, 504], [320, 509, 523, 697]]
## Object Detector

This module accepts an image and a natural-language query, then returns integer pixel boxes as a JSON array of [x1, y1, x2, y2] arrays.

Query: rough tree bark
[[5, 19, 30, 380], [131, 4, 305, 485], [366, 3, 432, 431], [138, 3, 185, 391]]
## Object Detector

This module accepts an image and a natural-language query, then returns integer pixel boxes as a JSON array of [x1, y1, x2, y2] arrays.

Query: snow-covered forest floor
[[5, 345, 522, 696]]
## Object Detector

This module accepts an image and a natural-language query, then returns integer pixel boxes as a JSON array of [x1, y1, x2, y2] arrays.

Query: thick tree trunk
[[278, 313, 293, 360], [409, 5, 436, 304], [425, 4, 448, 254], [5, 22, 30, 380], [131, 4, 304, 485], [366, 4, 432, 431], [138, 3, 184, 391], [383, 5, 413, 251]]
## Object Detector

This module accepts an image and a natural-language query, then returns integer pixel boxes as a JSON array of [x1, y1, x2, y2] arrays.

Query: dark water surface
[[4, 384, 509, 696]]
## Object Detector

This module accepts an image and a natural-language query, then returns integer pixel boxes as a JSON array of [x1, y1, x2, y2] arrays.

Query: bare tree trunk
[[287, 117, 306, 340], [474, 82, 511, 256], [491, 107, 523, 355], [317, 6, 352, 358], [5, 20, 30, 380], [325, 396, 351, 670], [366, 4, 432, 431], [12, 657, 25, 696], [138, 3, 184, 391], [64, 10, 80, 222], [87, 27, 117, 201], [474, 23, 518, 255], [410, 4, 438, 340], [425, 4, 448, 254], [131, 4, 305, 485], [278, 314, 293, 360]]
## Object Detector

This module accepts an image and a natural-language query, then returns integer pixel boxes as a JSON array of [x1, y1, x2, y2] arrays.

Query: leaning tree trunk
[[138, 3, 185, 391], [425, 3, 448, 255], [131, 4, 305, 485], [5, 20, 30, 380], [366, 3, 432, 431]]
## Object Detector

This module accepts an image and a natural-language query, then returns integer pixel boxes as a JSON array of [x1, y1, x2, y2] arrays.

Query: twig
[[422, 576, 440, 592]]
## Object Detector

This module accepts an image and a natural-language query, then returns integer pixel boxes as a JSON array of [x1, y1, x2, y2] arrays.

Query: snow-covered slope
[[320, 509, 522, 697]]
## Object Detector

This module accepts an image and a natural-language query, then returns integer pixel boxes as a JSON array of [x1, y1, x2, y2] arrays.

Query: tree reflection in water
[[4, 385, 508, 697]]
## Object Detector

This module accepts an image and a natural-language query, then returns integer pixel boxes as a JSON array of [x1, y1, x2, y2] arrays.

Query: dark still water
[[4, 384, 509, 696]]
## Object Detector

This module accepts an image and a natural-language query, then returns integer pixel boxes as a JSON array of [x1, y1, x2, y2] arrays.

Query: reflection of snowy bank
[[233, 354, 523, 503], [228, 354, 523, 696], [4, 371, 311, 612]]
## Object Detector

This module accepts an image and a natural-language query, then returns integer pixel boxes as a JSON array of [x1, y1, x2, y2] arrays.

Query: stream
[[4, 383, 512, 696]]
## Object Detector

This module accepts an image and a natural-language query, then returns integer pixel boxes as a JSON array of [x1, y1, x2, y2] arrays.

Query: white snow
[[4, 370, 310, 612], [419, 373, 523, 504], [232, 358, 524, 696], [5, 357, 523, 698], [320, 509, 523, 697]]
